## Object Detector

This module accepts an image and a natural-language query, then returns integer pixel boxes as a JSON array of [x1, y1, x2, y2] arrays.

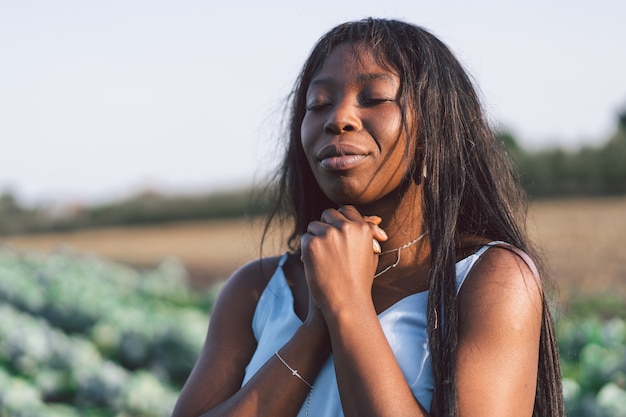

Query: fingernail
[[373, 239, 382, 254], [376, 226, 388, 240], [364, 215, 382, 225]]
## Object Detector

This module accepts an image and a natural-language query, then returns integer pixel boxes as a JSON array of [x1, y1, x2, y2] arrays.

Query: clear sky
[[1, 0, 625, 205]]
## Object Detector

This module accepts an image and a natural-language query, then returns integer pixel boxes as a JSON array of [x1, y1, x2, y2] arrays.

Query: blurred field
[[0, 217, 285, 287], [2, 197, 625, 299], [528, 197, 626, 301]]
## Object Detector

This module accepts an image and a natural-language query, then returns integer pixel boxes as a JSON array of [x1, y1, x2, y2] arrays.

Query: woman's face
[[300, 44, 414, 207]]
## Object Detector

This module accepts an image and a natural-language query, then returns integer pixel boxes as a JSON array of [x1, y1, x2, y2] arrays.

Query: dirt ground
[[0, 217, 280, 286], [527, 197, 626, 300], [3, 197, 625, 300]]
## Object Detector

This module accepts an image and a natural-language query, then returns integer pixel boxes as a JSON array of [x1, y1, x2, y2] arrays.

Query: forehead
[[309, 43, 399, 87]]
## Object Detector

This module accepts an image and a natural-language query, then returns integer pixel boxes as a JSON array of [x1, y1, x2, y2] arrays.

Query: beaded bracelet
[[274, 351, 314, 389]]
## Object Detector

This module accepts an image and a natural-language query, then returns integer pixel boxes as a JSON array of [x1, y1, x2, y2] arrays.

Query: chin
[[320, 184, 362, 204], [323, 189, 382, 209]]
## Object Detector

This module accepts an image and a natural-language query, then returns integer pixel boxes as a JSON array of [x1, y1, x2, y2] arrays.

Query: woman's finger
[[370, 224, 388, 242], [336, 205, 388, 242], [319, 208, 345, 227], [306, 220, 329, 236], [363, 215, 382, 225], [336, 205, 364, 222]]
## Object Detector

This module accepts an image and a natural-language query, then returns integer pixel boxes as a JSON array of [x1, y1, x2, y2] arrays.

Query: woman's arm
[[301, 206, 429, 417], [302, 206, 542, 416], [319, 245, 542, 417], [323, 291, 431, 416], [455, 246, 543, 416], [171, 257, 331, 417]]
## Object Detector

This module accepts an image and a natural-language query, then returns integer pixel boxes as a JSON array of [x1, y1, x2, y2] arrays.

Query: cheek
[[386, 111, 404, 138], [377, 120, 413, 176], [300, 115, 318, 160], [372, 111, 404, 151]]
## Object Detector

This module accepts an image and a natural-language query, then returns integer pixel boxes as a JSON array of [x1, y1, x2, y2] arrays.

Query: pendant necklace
[[374, 231, 428, 278]]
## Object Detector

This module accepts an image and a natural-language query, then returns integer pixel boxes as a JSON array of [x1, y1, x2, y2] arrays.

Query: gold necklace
[[374, 231, 428, 278]]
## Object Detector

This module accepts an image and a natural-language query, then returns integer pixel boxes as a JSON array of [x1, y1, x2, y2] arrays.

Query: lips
[[317, 144, 369, 171]]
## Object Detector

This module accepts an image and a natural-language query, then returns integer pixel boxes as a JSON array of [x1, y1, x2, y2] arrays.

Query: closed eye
[[361, 98, 394, 107], [306, 101, 332, 111]]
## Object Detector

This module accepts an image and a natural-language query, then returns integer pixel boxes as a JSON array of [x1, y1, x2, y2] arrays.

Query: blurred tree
[[618, 107, 626, 131], [0, 191, 21, 215], [505, 107, 626, 197], [2, 110, 626, 235], [496, 130, 520, 152], [598, 112, 626, 193], [0, 191, 42, 235]]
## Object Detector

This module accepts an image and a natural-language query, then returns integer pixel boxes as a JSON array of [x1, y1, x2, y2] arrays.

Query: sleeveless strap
[[483, 242, 540, 280], [278, 252, 290, 268]]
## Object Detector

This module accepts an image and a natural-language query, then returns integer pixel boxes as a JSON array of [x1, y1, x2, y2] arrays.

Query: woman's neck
[[357, 183, 428, 263]]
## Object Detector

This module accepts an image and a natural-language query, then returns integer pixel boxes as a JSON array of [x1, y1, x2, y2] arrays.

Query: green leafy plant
[[0, 247, 215, 416], [558, 299, 626, 416], [1, 246, 625, 416]]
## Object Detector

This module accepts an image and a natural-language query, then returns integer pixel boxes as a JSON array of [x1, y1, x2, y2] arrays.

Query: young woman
[[173, 18, 564, 417]]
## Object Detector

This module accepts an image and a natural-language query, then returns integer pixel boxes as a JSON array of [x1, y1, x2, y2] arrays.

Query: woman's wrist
[[301, 311, 332, 355]]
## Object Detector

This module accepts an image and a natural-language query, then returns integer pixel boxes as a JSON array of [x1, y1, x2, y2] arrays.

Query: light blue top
[[242, 244, 497, 416]]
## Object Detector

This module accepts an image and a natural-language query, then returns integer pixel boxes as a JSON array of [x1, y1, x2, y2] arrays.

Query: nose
[[323, 100, 361, 135]]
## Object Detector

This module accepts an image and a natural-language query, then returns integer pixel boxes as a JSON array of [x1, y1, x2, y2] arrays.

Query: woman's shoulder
[[456, 236, 543, 303], [457, 236, 539, 276], [461, 238, 540, 283], [458, 242, 543, 322]]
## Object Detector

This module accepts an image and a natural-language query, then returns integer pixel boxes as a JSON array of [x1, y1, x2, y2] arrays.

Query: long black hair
[[263, 18, 563, 416]]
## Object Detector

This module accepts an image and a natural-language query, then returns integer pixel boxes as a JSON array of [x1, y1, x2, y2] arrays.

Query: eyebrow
[[309, 72, 398, 88]]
